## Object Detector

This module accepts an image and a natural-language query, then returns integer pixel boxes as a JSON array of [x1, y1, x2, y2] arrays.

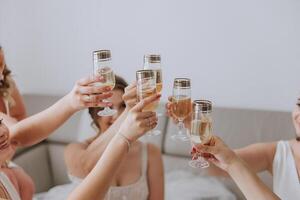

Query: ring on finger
[[83, 95, 91, 102]]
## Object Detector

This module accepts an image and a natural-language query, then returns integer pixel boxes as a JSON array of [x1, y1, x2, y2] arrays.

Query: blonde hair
[[0, 46, 15, 107]]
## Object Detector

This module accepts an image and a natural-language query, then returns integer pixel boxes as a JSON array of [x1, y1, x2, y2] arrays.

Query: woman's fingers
[[0, 133, 8, 144], [143, 121, 158, 132], [136, 111, 156, 119], [133, 94, 161, 112], [84, 101, 111, 108], [140, 115, 158, 130], [76, 75, 104, 86], [78, 85, 111, 95], [124, 82, 137, 92], [196, 144, 218, 155], [123, 82, 137, 108], [81, 93, 113, 103], [126, 99, 137, 108], [0, 132, 7, 139], [123, 88, 137, 101], [0, 141, 9, 150]]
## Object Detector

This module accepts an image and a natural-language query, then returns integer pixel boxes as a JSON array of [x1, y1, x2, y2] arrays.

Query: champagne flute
[[189, 100, 212, 168], [171, 78, 192, 141], [136, 70, 158, 135], [143, 54, 162, 136], [93, 50, 117, 117]]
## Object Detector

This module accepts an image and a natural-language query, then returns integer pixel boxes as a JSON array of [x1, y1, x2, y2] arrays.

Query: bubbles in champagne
[[190, 118, 212, 144], [172, 95, 191, 120], [155, 69, 163, 93], [93, 67, 115, 89], [137, 77, 158, 112]]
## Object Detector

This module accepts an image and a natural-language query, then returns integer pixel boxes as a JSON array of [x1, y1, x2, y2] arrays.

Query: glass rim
[[173, 78, 191, 88]]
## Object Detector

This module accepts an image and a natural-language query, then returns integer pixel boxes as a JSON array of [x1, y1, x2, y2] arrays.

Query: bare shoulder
[[64, 135, 96, 155], [64, 142, 88, 162], [236, 141, 277, 173], [237, 142, 277, 156]]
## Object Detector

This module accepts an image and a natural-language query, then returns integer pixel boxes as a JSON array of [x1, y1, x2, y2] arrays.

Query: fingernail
[[107, 102, 112, 106], [105, 86, 111, 91]]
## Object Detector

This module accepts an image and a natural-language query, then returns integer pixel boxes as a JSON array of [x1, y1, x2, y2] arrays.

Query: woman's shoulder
[[65, 135, 98, 153], [64, 142, 89, 160]]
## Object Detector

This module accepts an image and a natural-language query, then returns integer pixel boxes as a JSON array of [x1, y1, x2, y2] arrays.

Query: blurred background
[[0, 0, 299, 111]]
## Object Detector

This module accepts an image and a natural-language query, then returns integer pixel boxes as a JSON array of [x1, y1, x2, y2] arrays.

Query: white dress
[[273, 140, 300, 199], [64, 143, 149, 200]]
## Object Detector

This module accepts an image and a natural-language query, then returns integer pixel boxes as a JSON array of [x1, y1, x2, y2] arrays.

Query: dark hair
[[0, 46, 13, 101], [88, 75, 128, 132]]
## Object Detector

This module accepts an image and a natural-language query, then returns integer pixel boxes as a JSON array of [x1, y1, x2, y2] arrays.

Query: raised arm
[[68, 93, 160, 200], [65, 82, 137, 177], [168, 98, 276, 176], [10, 75, 112, 147], [197, 136, 280, 200]]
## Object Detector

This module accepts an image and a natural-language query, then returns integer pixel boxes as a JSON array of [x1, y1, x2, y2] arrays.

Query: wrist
[[113, 132, 133, 152], [63, 93, 79, 114], [227, 156, 243, 174]]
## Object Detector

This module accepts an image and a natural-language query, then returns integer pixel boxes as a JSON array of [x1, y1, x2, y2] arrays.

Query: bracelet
[[118, 133, 131, 152]]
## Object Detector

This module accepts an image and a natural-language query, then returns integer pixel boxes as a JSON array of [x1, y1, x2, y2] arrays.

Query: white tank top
[[69, 143, 149, 200], [273, 141, 300, 199], [0, 172, 21, 200]]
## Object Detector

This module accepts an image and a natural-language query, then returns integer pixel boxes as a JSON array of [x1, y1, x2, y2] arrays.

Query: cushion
[[13, 143, 53, 193]]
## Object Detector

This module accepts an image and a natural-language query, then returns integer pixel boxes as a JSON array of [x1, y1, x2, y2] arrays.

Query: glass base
[[171, 133, 190, 142], [147, 130, 161, 136], [98, 108, 117, 117], [189, 159, 210, 169]]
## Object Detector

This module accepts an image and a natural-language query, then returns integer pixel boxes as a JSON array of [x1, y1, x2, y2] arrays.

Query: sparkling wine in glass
[[93, 50, 117, 117], [136, 70, 158, 135], [171, 78, 192, 141], [189, 100, 213, 168], [143, 54, 162, 135]]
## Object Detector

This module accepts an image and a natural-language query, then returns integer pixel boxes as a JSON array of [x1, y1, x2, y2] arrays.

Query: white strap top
[[0, 172, 20, 200], [69, 143, 149, 200], [273, 141, 300, 199]]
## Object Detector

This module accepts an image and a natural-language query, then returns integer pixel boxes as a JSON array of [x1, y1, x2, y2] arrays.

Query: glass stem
[[178, 120, 184, 134]]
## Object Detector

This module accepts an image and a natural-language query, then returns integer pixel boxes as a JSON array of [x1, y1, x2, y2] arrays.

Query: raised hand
[[165, 96, 192, 130], [66, 75, 114, 111], [122, 82, 137, 109], [120, 93, 161, 142], [194, 136, 239, 171]]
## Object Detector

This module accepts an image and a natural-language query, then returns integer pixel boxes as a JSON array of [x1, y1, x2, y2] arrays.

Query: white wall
[[0, 0, 299, 111]]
